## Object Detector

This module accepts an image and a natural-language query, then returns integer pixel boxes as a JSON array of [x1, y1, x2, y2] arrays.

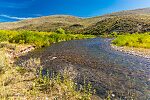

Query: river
[[16, 38, 150, 100]]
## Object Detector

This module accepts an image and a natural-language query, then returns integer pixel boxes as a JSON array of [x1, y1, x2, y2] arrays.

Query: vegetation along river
[[16, 38, 150, 100]]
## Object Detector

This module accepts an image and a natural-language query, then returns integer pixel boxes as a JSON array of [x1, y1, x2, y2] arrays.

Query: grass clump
[[32, 68, 94, 100], [112, 32, 150, 48], [0, 30, 95, 48]]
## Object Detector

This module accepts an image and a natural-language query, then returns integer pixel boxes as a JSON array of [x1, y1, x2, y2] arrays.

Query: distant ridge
[[0, 8, 150, 34]]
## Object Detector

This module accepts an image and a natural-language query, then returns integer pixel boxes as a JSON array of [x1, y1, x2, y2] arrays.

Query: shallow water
[[16, 38, 150, 99]]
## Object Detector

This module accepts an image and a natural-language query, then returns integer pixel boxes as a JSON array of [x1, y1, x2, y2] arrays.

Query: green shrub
[[112, 33, 150, 48], [0, 30, 95, 47], [56, 28, 65, 34]]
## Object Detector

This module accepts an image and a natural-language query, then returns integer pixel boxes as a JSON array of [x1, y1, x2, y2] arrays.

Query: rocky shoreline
[[111, 44, 150, 60]]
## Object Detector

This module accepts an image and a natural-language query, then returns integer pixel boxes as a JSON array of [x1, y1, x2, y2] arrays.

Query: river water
[[16, 38, 150, 100]]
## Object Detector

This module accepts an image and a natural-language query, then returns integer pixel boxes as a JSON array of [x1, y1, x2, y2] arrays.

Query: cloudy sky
[[0, 0, 150, 22]]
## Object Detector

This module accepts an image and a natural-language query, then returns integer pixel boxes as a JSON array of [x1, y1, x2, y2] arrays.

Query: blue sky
[[0, 0, 150, 22]]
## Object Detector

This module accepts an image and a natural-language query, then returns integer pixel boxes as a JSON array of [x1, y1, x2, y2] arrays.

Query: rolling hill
[[0, 8, 150, 34]]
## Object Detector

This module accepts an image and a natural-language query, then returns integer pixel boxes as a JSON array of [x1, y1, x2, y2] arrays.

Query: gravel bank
[[111, 44, 150, 60]]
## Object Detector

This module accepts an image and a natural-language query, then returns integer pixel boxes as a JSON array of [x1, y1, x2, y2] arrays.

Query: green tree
[[56, 28, 65, 34]]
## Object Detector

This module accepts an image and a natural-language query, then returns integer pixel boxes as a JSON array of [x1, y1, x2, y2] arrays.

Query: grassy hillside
[[0, 8, 150, 34], [83, 15, 150, 35], [0, 15, 83, 31], [107, 8, 150, 16]]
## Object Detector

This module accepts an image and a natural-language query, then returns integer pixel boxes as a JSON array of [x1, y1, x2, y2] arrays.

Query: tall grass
[[0, 30, 95, 47], [112, 32, 150, 48], [0, 50, 7, 74]]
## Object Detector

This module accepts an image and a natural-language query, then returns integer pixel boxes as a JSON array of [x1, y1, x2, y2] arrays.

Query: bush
[[56, 28, 65, 34], [0, 30, 95, 47], [112, 32, 150, 48]]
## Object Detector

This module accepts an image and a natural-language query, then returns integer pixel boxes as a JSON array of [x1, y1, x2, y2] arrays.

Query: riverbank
[[0, 42, 35, 64], [0, 42, 97, 100], [111, 44, 150, 60], [111, 33, 150, 60]]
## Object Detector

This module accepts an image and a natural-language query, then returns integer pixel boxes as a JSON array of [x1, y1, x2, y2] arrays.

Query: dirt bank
[[0, 42, 35, 64]]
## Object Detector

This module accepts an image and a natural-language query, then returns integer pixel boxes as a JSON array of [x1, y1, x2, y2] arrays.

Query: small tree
[[111, 32, 118, 37], [56, 28, 65, 34]]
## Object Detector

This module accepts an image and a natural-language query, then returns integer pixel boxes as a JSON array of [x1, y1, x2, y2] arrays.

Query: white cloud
[[0, 14, 33, 20]]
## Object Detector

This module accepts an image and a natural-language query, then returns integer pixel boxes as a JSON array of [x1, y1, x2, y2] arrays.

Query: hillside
[[0, 15, 83, 31], [107, 8, 150, 16], [0, 8, 150, 34], [83, 15, 150, 34]]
